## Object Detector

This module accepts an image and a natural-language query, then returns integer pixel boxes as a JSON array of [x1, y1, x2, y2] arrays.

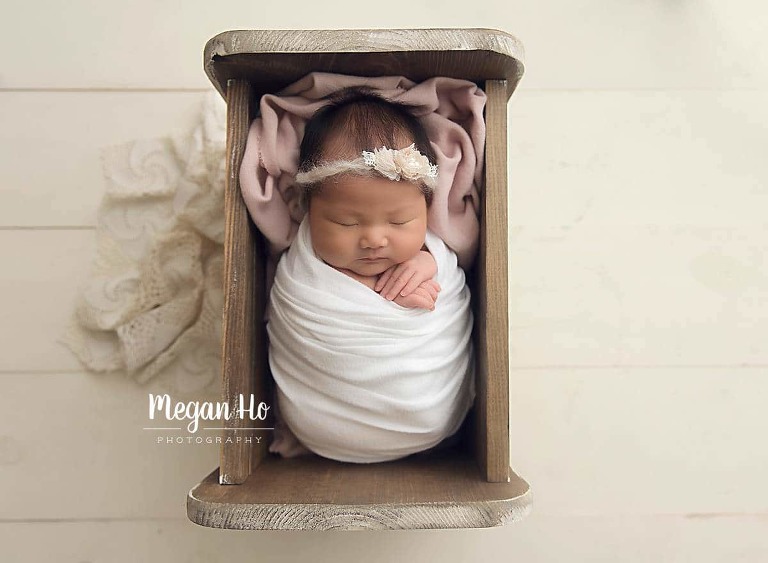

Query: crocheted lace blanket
[[63, 93, 227, 397]]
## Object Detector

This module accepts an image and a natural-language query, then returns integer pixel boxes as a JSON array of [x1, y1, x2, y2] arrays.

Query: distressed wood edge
[[205, 27, 525, 60], [203, 28, 525, 98], [187, 481, 532, 531], [219, 79, 255, 485], [477, 79, 510, 483]]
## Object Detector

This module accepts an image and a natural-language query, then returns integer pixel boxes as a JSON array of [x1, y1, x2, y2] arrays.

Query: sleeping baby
[[266, 87, 475, 463]]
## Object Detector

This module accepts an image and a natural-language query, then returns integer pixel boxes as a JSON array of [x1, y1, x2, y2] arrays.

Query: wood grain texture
[[203, 28, 525, 99], [188, 450, 531, 530], [219, 80, 256, 485], [472, 80, 511, 483]]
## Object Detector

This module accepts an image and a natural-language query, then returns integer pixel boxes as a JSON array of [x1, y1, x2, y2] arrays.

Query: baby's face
[[308, 175, 428, 277]]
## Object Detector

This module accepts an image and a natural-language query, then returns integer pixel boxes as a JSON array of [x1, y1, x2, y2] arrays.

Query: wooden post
[[474, 79, 511, 483], [219, 79, 256, 484]]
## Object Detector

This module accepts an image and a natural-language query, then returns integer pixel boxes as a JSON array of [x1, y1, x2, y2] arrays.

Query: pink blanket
[[239, 72, 486, 269]]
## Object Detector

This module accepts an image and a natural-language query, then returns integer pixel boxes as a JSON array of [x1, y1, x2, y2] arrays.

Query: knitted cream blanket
[[63, 93, 227, 396]]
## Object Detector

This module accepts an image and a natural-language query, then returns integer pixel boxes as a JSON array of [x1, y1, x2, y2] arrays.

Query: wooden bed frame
[[187, 28, 530, 530]]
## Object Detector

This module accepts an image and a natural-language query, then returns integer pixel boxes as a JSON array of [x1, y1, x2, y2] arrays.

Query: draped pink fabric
[[239, 72, 486, 270]]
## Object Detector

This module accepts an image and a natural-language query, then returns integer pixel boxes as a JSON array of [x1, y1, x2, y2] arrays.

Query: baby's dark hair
[[297, 86, 436, 210]]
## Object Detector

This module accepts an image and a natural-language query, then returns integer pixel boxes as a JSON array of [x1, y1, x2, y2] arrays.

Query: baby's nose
[[360, 227, 388, 248]]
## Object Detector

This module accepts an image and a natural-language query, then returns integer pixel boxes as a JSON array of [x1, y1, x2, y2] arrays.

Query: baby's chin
[[347, 259, 392, 277]]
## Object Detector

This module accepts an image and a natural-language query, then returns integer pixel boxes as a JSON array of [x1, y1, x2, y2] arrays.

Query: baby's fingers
[[393, 287, 435, 310], [374, 266, 396, 292], [411, 287, 437, 311], [383, 266, 412, 300], [378, 264, 403, 296], [421, 282, 439, 301], [398, 273, 426, 298], [423, 279, 441, 293]]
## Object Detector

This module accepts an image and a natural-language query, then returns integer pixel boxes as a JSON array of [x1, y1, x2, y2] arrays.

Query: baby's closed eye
[[330, 219, 358, 227]]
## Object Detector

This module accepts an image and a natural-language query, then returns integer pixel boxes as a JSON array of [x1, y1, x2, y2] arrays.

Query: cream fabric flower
[[394, 144, 434, 181], [364, 147, 399, 181], [362, 144, 438, 184]]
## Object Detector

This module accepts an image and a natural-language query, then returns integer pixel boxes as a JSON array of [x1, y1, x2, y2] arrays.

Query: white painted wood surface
[[509, 368, 768, 515], [0, 92, 209, 227], [1, 231, 96, 371], [509, 91, 768, 228], [509, 225, 768, 367], [1, 516, 767, 562], [0, 373, 218, 520], [2, 2, 767, 90], [1, 1, 767, 560]]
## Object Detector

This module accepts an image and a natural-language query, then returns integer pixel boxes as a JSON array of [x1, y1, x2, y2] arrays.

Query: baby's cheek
[[311, 230, 335, 262], [403, 228, 427, 255], [331, 230, 354, 253], [321, 231, 354, 262]]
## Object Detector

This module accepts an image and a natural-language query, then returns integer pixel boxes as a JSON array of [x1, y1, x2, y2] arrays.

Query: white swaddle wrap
[[266, 218, 475, 463]]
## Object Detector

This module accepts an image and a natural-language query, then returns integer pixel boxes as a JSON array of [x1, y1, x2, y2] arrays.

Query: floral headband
[[294, 144, 438, 190]]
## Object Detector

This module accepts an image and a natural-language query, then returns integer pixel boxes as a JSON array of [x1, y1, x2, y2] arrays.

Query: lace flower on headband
[[294, 144, 438, 190]]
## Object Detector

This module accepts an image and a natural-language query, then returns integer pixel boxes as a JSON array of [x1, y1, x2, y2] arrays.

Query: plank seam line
[[509, 364, 768, 370], [0, 517, 191, 524]]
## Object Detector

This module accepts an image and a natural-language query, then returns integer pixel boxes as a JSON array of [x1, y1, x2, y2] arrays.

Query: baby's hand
[[392, 279, 441, 311], [375, 250, 438, 301]]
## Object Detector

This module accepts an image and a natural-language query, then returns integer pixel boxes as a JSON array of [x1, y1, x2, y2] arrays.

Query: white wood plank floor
[[1, 1, 766, 561]]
